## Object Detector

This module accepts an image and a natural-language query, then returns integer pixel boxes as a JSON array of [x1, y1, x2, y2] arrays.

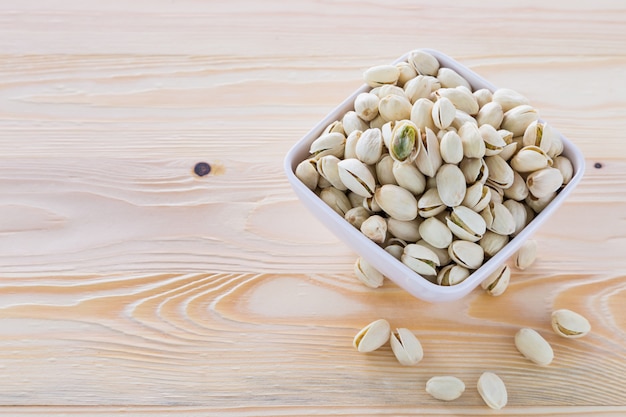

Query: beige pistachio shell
[[354, 257, 384, 288], [317, 155, 348, 191], [485, 155, 514, 189], [480, 230, 509, 257], [448, 240, 484, 269], [379, 94, 412, 122], [481, 264, 511, 296], [344, 129, 361, 160], [355, 128, 384, 165], [432, 96, 456, 130], [526, 167, 563, 199], [419, 217, 453, 249], [515, 328, 554, 366], [402, 243, 440, 276], [526, 191, 556, 213], [375, 154, 397, 186], [416, 127, 443, 177], [510, 145, 553, 173], [437, 264, 470, 286], [440, 130, 464, 164], [384, 242, 405, 260], [363, 195, 382, 213], [408, 50, 440, 76], [481, 201, 516, 235], [389, 120, 421, 163], [492, 88, 530, 112], [320, 187, 351, 216], [477, 372, 508, 410], [436, 86, 479, 115], [396, 61, 418, 87], [322, 120, 345, 136], [446, 205, 487, 242], [417, 239, 451, 266], [337, 158, 377, 198], [515, 239, 537, 270], [460, 157, 489, 185], [523, 120, 556, 153], [503, 199, 528, 236], [387, 218, 421, 242], [410, 98, 437, 132], [309, 132, 346, 158], [503, 171, 529, 201], [436, 163, 467, 207], [501, 104, 539, 137], [474, 88, 493, 108], [375, 184, 418, 221], [345, 206, 370, 229], [392, 160, 426, 195], [553, 155, 574, 185], [458, 122, 486, 159], [437, 67, 471, 90], [476, 101, 504, 129], [363, 64, 400, 87], [369, 114, 386, 130], [353, 318, 391, 352], [374, 84, 406, 99], [360, 214, 387, 244], [342, 111, 369, 136], [354, 92, 380, 122], [551, 309, 591, 338], [404, 75, 439, 103], [462, 182, 491, 213], [390, 328, 424, 366], [295, 158, 319, 191], [480, 124, 507, 156], [426, 376, 466, 401], [418, 187, 447, 218]]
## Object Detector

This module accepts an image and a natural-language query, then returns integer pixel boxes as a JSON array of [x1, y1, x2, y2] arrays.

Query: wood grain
[[1, 0, 625, 415]]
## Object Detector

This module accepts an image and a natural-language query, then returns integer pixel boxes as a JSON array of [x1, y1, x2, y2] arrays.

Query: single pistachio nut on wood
[[353, 318, 391, 352], [481, 264, 511, 296], [363, 64, 400, 87], [375, 184, 419, 221], [389, 120, 421, 163], [402, 243, 440, 276], [426, 376, 466, 401], [551, 309, 591, 338], [360, 214, 387, 244], [448, 240, 484, 270], [514, 239, 537, 270], [408, 50, 440, 76], [337, 158, 377, 198], [446, 205, 486, 242], [354, 92, 380, 122], [477, 372, 508, 410], [354, 257, 385, 288], [514, 328, 554, 366], [390, 328, 424, 366], [437, 264, 470, 286]]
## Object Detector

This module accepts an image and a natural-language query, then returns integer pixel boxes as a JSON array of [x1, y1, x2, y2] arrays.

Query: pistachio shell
[[462, 182, 491, 213], [354, 92, 380, 122], [501, 105, 539, 137], [402, 243, 440, 276], [337, 158, 377, 198], [344, 130, 361, 160], [309, 132, 346, 158], [392, 160, 426, 195], [418, 187, 447, 218], [476, 101, 504, 129], [354, 257, 384, 288], [481, 201, 516, 235], [480, 230, 509, 257], [410, 98, 437, 131], [503, 199, 528, 236], [353, 318, 391, 352], [460, 157, 489, 185], [551, 309, 591, 338], [404, 75, 439, 103], [295, 158, 319, 191], [408, 50, 440, 76], [363, 64, 400, 87], [363, 195, 382, 213], [375, 184, 419, 221], [498, 142, 518, 161], [389, 120, 421, 163], [503, 171, 529, 201], [355, 128, 384, 165], [492, 88, 530, 112], [446, 205, 486, 242], [369, 114, 386, 130], [481, 264, 511, 296], [374, 84, 406, 99], [448, 240, 484, 269], [515, 328, 554, 366], [510, 145, 553, 173], [436, 164, 467, 207], [440, 130, 464, 164], [419, 217, 453, 249], [437, 264, 470, 286], [375, 154, 397, 185], [437, 67, 472, 90], [322, 120, 345, 136], [432, 96, 456, 129], [553, 155, 574, 185], [316, 155, 347, 191], [342, 111, 369, 136], [436, 86, 479, 115], [379, 94, 412, 122], [345, 206, 370, 229], [384, 243, 405, 260], [451, 109, 477, 131], [525, 192, 556, 213], [396, 62, 418, 87], [514, 239, 537, 270], [480, 124, 507, 156], [474, 88, 493, 108], [485, 155, 514, 189], [387, 218, 421, 242], [417, 239, 451, 267], [477, 372, 508, 410], [426, 376, 466, 401], [416, 127, 443, 177], [320, 187, 351, 216], [360, 214, 387, 244], [390, 328, 424, 366], [526, 167, 563, 199], [523, 120, 556, 153], [458, 122, 486, 159]]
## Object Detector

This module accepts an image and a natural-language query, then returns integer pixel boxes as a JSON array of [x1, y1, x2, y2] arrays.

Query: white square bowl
[[284, 48, 585, 303]]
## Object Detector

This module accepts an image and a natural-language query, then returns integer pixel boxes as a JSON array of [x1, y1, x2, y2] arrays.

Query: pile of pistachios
[[295, 50, 574, 287]]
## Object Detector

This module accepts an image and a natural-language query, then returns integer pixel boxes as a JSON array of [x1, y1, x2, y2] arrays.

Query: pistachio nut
[[485, 155, 514, 189], [503, 171, 529, 201], [342, 111, 369, 136], [402, 243, 440, 276], [396, 61, 418, 87], [353, 318, 391, 352], [317, 175, 331, 189], [345, 206, 370, 229], [387, 218, 421, 242], [375, 184, 418, 221], [436, 163, 467, 207], [317, 155, 348, 191], [369, 114, 386, 130], [374, 84, 407, 99], [410, 98, 437, 132], [551, 309, 591, 338], [426, 376, 466, 401], [547, 133, 564, 159], [476, 101, 504, 129], [451, 109, 478, 131], [363, 64, 400, 87], [309, 131, 346, 158], [503, 199, 528, 236], [354, 257, 385, 288], [389, 120, 421, 163], [363, 195, 382, 213], [501, 104, 539, 137], [437, 264, 470, 286], [462, 182, 491, 213], [492, 88, 530, 112], [322, 120, 345, 136], [448, 240, 484, 269], [381, 120, 396, 149], [460, 157, 489, 185], [432, 96, 456, 129], [347, 191, 365, 209], [514, 239, 537, 270], [355, 128, 384, 165], [498, 141, 518, 162], [419, 216, 453, 249], [525, 191, 556, 213], [446, 205, 487, 242], [481, 201, 516, 236], [526, 167, 563, 199], [473, 88, 493, 107], [440, 130, 464, 164], [320, 187, 351, 216], [408, 50, 440, 76], [523, 120, 557, 153], [487, 184, 503, 204], [390, 328, 424, 366], [360, 214, 387, 244], [477, 371, 508, 410], [510, 145, 553, 173], [354, 92, 380, 122], [337, 158, 377, 198], [392, 160, 426, 195], [480, 124, 507, 156], [458, 122, 486, 159], [417, 238, 451, 266], [416, 127, 443, 177], [481, 264, 511, 296], [295, 158, 319, 191], [384, 240, 405, 260], [418, 187, 447, 218], [480, 230, 509, 257], [404, 75, 439, 103], [344, 129, 362, 160], [437, 67, 472, 90], [514, 328, 554, 366], [379, 94, 412, 122], [375, 154, 397, 186], [436, 86, 479, 115], [553, 155, 574, 185]]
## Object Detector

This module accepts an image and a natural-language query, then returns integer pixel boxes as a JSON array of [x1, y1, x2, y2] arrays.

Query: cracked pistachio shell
[[481, 264, 511, 296], [355, 128, 384, 165], [363, 195, 382, 212], [436, 86, 479, 115], [514, 239, 537, 270], [477, 372, 508, 410], [360, 214, 387, 244], [440, 130, 464, 164], [402, 243, 440, 276], [342, 111, 370, 136], [501, 105, 539, 137], [480, 230, 509, 257], [375, 184, 418, 221], [320, 187, 351, 216], [526, 167, 563, 199], [322, 120, 345, 136], [515, 328, 554, 366], [417, 239, 451, 266], [295, 158, 319, 191], [410, 98, 437, 132], [387, 218, 421, 242], [390, 328, 424, 366], [344, 130, 361, 160], [526, 191, 556, 213], [348, 191, 365, 208], [389, 120, 421, 163], [363, 64, 400, 88], [481, 201, 516, 236], [553, 155, 573, 185], [354, 92, 380, 122], [426, 376, 466, 401], [548, 133, 564, 159], [436, 163, 467, 207], [476, 101, 504, 129], [337, 158, 376, 198], [373, 84, 406, 99], [354, 256, 384, 288], [396, 61, 418, 87], [459, 122, 486, 159], [462, 182, 491, 213], [369, 114, 386, 130], [451, 109, 477, 131], [499, 142, 518, 162], [432, 96, 456, 130], [437, 67, 471, 90], [446, 205, 487, 242], [309, 132, 346, 158], [381, 120, 396, 149], [345, 206, 370, 229], [480, 124, 507, 156], [384, 241, 405, 260], [488, 184, 504, 204], [492, 88, 530, 112], [437, 264, 470, 286], [503, 171, 529, 201], [418, 187, 447, 218], [523, 120, 557, 153], [460, 157, 489, 185], [474, 88, 493, 108], [353, 318, 391, 352], [551, 309, 591, 338], [376, 154, 397, 186], [408, 50, 440, 76], [379, 94, 412, 122], [404, 75, 439, 103], [416, 127, 443, 178], [511, 145, 553, 173], [392, 160, 426, 195], [419, 217, 453, 249], [485, 155, 514, 189], [317, 155, 348, 191], [448, 240, 484, 270], [503, 199, 528, 236]]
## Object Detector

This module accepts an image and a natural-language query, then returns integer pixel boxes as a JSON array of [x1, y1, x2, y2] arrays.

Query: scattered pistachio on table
[[551, 309, 591, 338], [514, 327, 554, 366], [425, 376, 465, 401]]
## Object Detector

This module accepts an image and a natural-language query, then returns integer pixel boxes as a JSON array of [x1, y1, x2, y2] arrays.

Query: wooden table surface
[[1, 1, 625, 415]]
